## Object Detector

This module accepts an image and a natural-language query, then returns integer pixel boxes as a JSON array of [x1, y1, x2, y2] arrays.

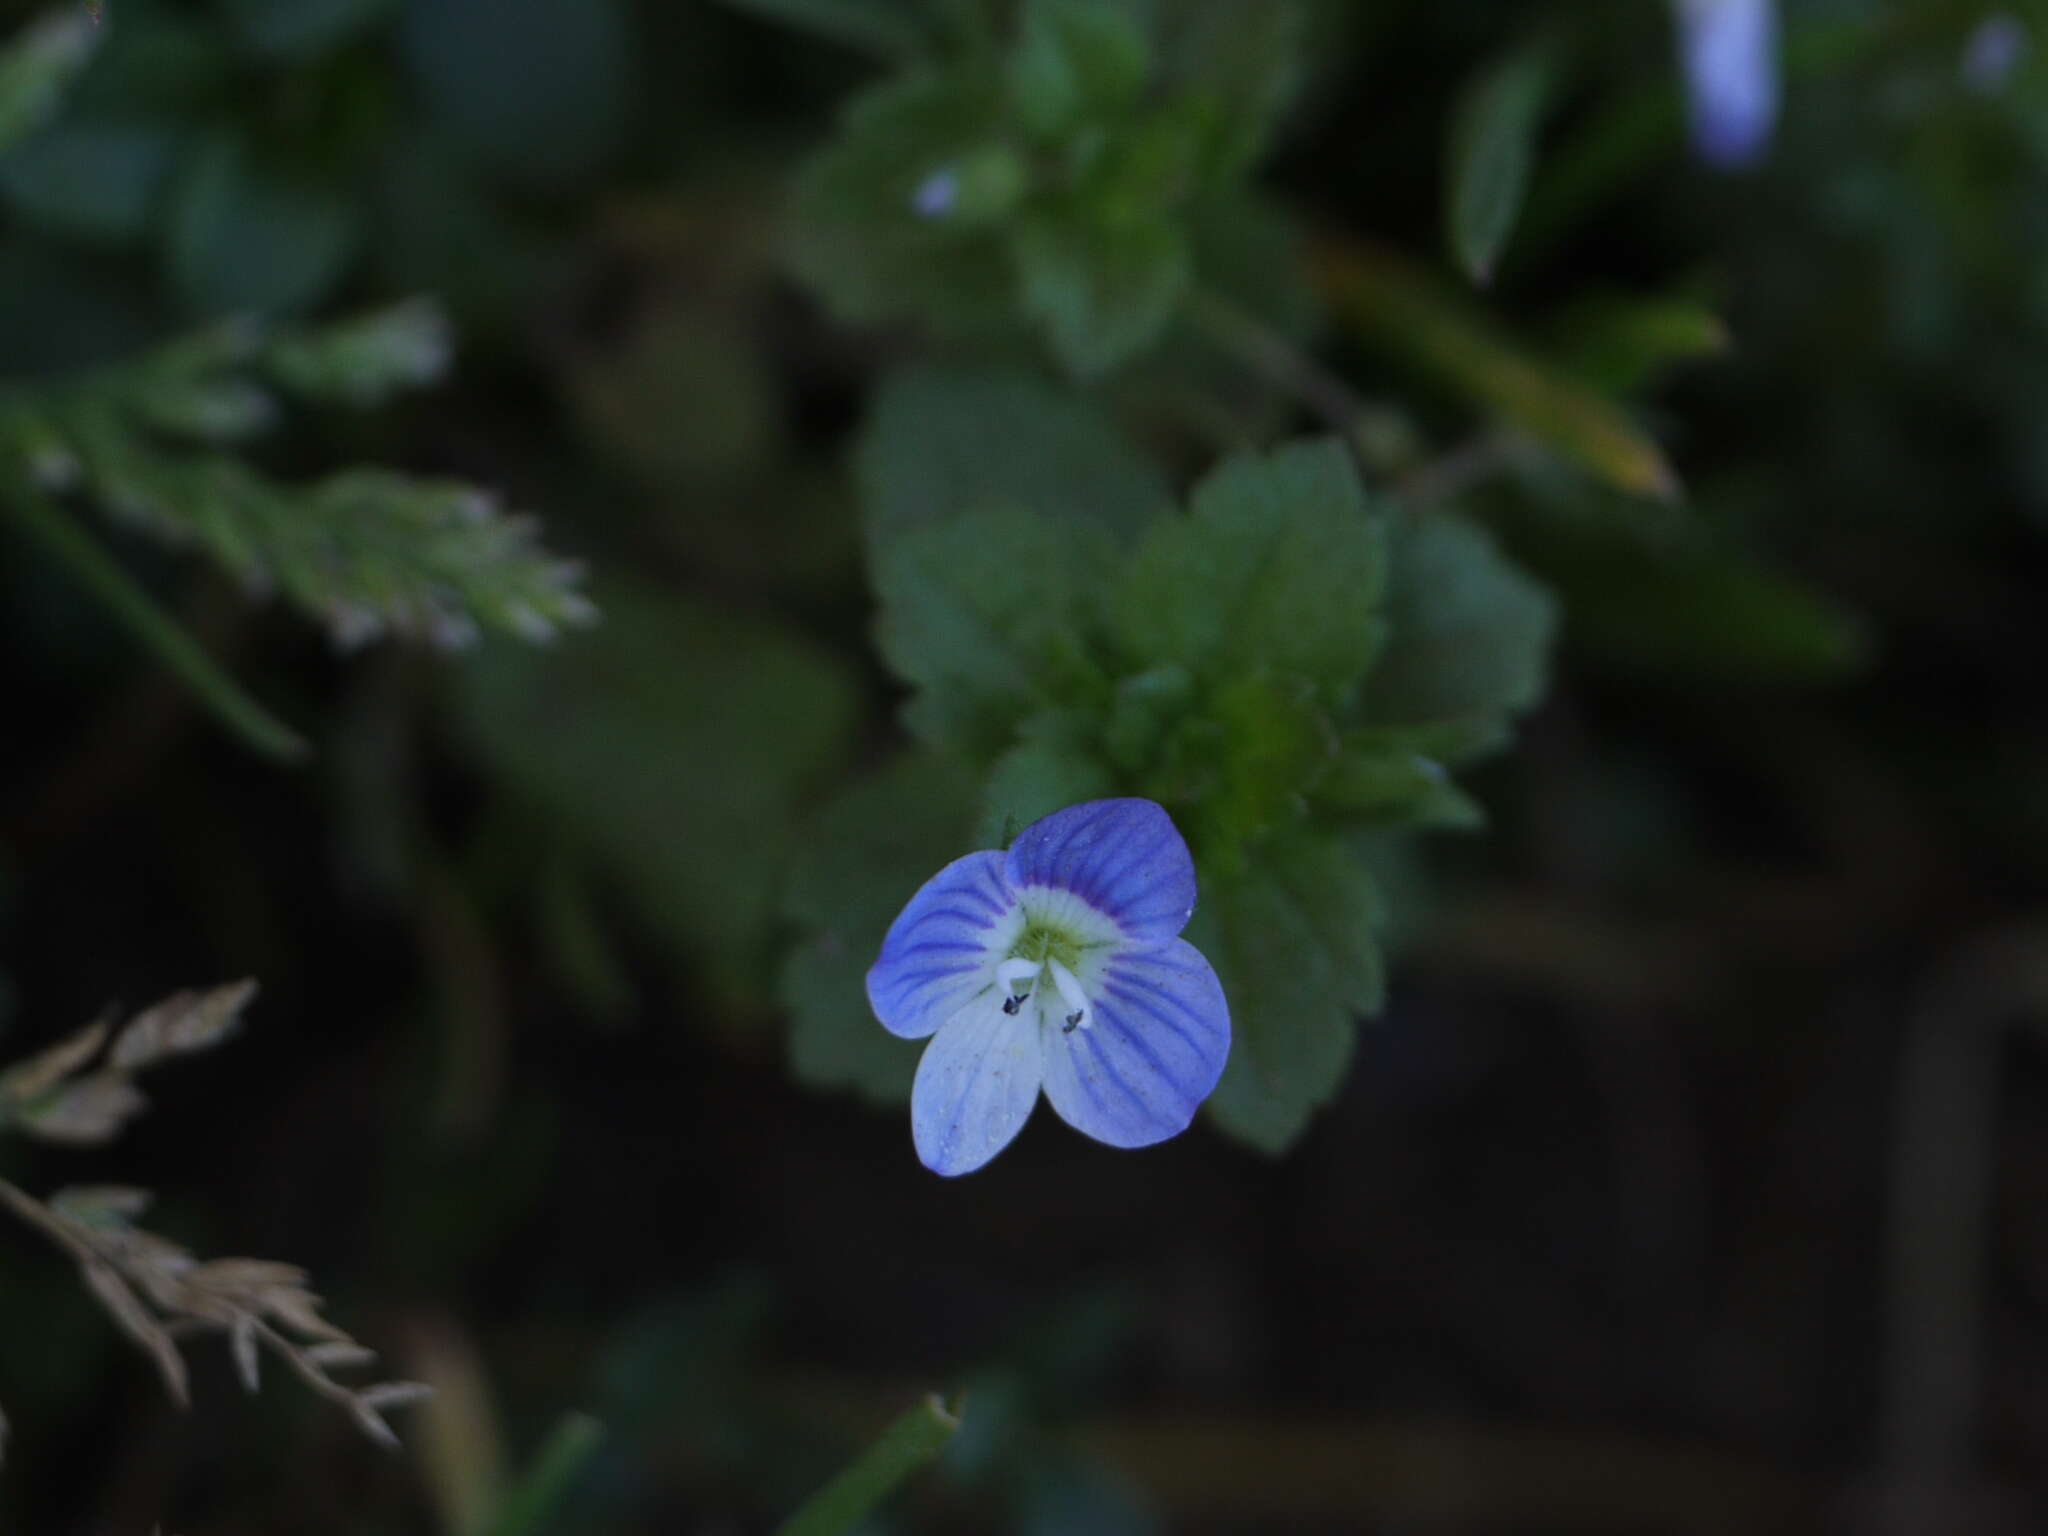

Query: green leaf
[[164, 135, 361, 318], [1077, 100, 1207, 224], [1313, 734, 1486, 830], [709, 0, 932, 59], [1151, 0, 1303, 182], [1545, 291, 1729, 395], [218, 0, 395, 59], [1445, 46, 1550, 287], [1331, 716, 1511, 769], [1184, 190, 1318, 340], [780, 753, 980, 1105], [857, 364, 1171, 548], [774, 1395, 961, 1536], [401, 0, 630, 184], [1196, 834, 1380, 1154], [0, 9, 99, 157], [0, 121, 177, 244], [974, 716, 1115, 848], [1155, 669, 1332, 862], [1356, 510, 1556, 726], [1100, 662, 1193, 775], [451, 581, 862, 1005], [1532, 524, 1870, 684], [1320, 240, 1681, 502], [786, 68, 1015, 337], [479, 1414, 606, 1536], [871, 504, 1115, 756], [1016, 211, 1190, 376], [1117, 437, 1388, 699], [1009, 0, 1148, 140]]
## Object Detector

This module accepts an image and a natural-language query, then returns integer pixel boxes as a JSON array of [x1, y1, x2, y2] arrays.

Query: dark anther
[[1002, 995, 1022, 1015], [1063, 1010, 1083, 1032]]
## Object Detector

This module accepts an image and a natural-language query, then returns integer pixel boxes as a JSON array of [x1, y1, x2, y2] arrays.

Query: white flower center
[[993, 956, 1093, 1033]]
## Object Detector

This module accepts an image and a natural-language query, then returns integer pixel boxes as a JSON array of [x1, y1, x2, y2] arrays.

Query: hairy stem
[[1188, 289, 1373, 441]]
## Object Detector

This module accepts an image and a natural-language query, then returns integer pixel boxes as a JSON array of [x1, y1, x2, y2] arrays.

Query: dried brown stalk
[[0, 981, 431, 1467]]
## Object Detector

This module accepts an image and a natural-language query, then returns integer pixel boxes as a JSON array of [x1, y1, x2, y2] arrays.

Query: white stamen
[[1047, 958, 1091, 1031], [995, 959, 1041, 998]]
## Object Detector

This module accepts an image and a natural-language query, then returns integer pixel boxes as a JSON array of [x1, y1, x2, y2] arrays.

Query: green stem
[[774, 1394, 962, 1536], [1187, 289, 1374, 444], [478, 1413, 606, 1536], [3, 483, 308, 762]]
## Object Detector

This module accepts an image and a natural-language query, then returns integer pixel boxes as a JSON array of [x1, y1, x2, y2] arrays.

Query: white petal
[[911, 997, 1044, 1176]]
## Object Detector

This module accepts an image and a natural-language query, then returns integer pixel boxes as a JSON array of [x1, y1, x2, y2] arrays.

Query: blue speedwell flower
[[1674, 0, 1780, 169], [867, 798, 1231, 1176]]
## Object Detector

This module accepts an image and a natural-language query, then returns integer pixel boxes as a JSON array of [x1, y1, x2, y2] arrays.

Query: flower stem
[[2, 483, 308, 762], [480, 1412, 607, 1536], [773, 1393, 962, 1536], [1187, 288, 1373, 443]]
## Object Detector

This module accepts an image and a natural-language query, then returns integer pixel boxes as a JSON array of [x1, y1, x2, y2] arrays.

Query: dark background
[[6, 0, 2048, 1531]]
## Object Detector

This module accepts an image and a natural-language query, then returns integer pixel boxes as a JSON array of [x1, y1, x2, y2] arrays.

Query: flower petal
[[1041, 938, 1229, 1150], [1003, 799, 1196, 945], [1675, 0, 1779, 169], [912, 998, 1044, 1175], [867, 850, 1018, 1040]]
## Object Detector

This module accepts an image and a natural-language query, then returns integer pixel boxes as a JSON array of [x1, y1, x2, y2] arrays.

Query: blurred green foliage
[[8, 0, 2048, 1530]]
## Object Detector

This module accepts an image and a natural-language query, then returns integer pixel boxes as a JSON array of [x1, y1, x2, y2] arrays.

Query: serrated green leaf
[[1357, 510, 1557, 726], [871, 503, 1115, 756], [1100, 663, 1194, 775], [1152, 0, 1302, 182], [780, 753, 981, 1105], [974, 716, 1115, 848], [1333, 716, 1511, 769], [1118, 437, 1388, 699], [1009, 0, 1148, 140], [857, 364, 1171, 547], [454, 581, 862, 1006], [0, 10, 99, 157], [1445, 46, 1550, 287], [1078, 100, 1207, 224], [1313, 738, 1486, 831], [1196, 834, 1381, 1154], [1156, 669, 1332, 862], [786, 67, 1015, 336], [1016, 211, 1190, 376]]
